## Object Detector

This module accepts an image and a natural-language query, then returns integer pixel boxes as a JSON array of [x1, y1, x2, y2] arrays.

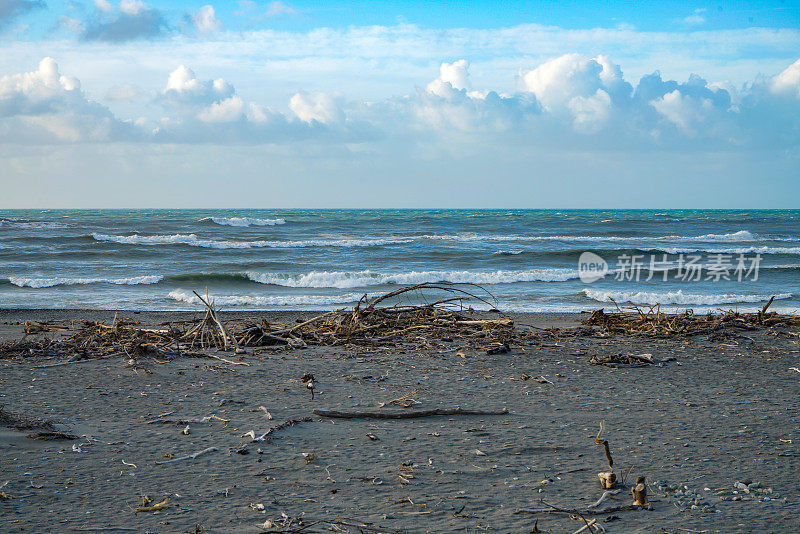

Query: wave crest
[[10, 275, 163, 288], [199, 217, 286, 227], [581, 288, 792, 306], [246, 268, 578, 288], [167, 289, 364, 307], [90, 233, 410, 249]]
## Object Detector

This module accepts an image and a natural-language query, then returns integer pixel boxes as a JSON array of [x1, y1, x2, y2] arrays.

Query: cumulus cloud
[[1, 54, 799, 150], [0, 0, 44, 29], [191, 5, 222, 35], [161, 65, 234, 105], [83, 1, 167, 42], [770, 58, 800, 98], [0, 57, 132, 142], [289, 91, 344, 124]]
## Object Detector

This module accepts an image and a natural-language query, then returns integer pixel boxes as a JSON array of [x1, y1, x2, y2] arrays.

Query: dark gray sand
[[1, 310, 799, 533]]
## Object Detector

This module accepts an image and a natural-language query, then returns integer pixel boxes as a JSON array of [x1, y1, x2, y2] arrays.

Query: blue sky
[[0, 0, 798, 207]]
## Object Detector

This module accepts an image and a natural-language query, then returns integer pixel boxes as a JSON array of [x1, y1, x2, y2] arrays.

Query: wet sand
[[1, 310, 799, 533]]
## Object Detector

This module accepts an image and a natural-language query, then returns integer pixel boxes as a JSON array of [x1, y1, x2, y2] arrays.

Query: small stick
[[571, 519, 599, 534], [155, 447, 217, 465], [134, 496, 170, 513], [587, 489, 620, 509]]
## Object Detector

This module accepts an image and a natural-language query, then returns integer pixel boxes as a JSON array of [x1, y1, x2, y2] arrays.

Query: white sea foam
[[200, 217, 286, 227], [647, 245, 800, 255], [492, 250, 524, 255], [167, 289, 364, 307], [0, 218, 69, 229], [10, 275, 163, 288], [91, 233, 410, 249], [246, 268, 579, 288], [422, 230, 762, 243], [581, 288, 792, 306]]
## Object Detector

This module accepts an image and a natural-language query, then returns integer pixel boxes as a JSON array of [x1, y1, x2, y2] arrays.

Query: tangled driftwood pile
[[582, 296, 798, 338], [0, 283, 514, 362], [234, 283, 513, 348]]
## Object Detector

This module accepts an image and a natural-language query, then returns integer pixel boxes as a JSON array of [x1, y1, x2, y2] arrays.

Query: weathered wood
[[312, 407, 508, 419]]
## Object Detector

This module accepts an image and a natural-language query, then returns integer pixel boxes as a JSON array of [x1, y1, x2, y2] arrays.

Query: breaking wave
[[199, 217, 286, 227], [9, 275, 163, 288], [581, 288, 792, 306], [245, 268, 579, 288], [90, 233, 410, 249], [0, 218, 69, 229], [167, 289, 365, 307]]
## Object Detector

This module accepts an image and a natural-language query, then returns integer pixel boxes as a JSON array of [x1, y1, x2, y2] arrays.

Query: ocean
[[1, 209, 798, 313]]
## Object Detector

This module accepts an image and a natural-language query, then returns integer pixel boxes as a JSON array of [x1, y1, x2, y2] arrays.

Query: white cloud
[[1, 54, 799, 151], [94, 0, 113, 13], [770, 58, 800, 98], [265, 1, 297, 18], [191, 5, 222, 35], [682, 14, 706, 26], [162, 65, 234, 104], [289, 91, 343, 124], [119, 0, 146, 16], [568, 89, 612, 133], [651, 89, 713, 133], [0, 57, 130, 142]]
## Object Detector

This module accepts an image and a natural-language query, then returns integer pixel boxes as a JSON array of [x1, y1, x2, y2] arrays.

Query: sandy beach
[[1, 308, 798, 533]]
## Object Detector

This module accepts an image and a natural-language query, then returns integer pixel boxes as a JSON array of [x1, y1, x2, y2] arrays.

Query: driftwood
[[583, 299, 799, 338], [243, 417, 312, 442], [312, 407, 508, 419], [134, 496, 170, 513], [155, 447, 217, 465], [514, 504, 651, 515]]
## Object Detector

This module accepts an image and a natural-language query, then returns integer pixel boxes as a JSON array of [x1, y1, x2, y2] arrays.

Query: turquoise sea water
[[0, 209, 798, 313]]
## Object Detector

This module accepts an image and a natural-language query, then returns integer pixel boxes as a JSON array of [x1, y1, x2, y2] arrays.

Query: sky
[[0, 0, 799, 208]]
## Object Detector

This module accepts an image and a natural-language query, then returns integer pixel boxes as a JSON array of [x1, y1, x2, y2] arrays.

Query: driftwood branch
[[312, 407, 508, 419], [155, 446, 217, 465]]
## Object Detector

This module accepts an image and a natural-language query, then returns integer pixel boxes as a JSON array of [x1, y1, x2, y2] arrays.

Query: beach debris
[[472, 448, 487, 456], [366, 433, 379, 441], [377, 387, 426, 408], [155, 446, 218, 465], [243, 417, 312, 443], [233, 283, 513, 349], [301, 373, 315, 400], [134, 496, 170, 513], [182, 425, 191, 435], [583, 299, 798, 338], [631, 476, 648, 505], [571, 519, 603, 534], [587, 489, 620, 509], [486, 342, 510, 355], [302, 452, 316, 464], [594, 423, 616, 489], [0, 481, 10, 500], [27, 431, 79, 440], [257, 406, 274, 419], [589, 353, 654, 368], [312, 407, 508, 419], [183, 292, 238, 351]]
